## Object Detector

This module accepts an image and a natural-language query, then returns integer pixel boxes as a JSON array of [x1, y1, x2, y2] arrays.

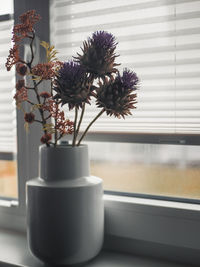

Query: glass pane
[[88, 142, 200, 200], [0, 0, 13, 15], [0, 0, 17, 199], [0, 159, 17, 198]]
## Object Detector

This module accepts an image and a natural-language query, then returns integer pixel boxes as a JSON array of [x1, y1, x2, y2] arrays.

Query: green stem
[[54, 122, 57, 146], [54, 99, 59, 147], [77, 108, 105, 146], [75, 103, 85, 141], [72, 107, 78, 146]]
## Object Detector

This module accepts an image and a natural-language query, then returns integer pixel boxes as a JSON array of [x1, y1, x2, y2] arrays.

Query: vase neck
[[39, 145, 90, 181]]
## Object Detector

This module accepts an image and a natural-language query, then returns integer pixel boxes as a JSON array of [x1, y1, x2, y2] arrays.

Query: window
[[48, 2, 200, 261], [0, 0, 50, 231], [0, 1, 199, 265], [50, 0, 200, 202], [88, 142, 200, 200], [0, 1, 18, 199], [50, 0, 200, 134]]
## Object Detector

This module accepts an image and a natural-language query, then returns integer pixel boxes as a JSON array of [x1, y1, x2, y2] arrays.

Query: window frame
[[0, 8, 24, 231], [0, 14, 15, 161], [0, 0, 200, 265], [83, 132, 200, 146], [103, 195, 200, 265], [0, 0, 50, 231]]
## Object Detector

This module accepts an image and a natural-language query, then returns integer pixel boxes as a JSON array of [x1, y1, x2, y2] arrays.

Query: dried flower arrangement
[[6, 10, 139, 147]]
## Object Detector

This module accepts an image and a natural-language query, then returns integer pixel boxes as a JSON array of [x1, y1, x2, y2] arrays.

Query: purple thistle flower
[[74, 31, 119, 78], [54, 61, 94, 109], [58, 61, 86, 86], [96, 69, 138, 118], [116, 69, 139, 90], [91, 31, 117, 51]]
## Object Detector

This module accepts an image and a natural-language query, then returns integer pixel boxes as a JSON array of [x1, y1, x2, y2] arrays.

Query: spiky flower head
[[54, 61, 94, 109], [96, 69, 138, 118], [92, 31, 116, 50], [75, 31, 119, 78]]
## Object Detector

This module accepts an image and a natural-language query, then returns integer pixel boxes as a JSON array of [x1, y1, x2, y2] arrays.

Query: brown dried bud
[[24, 112, 35, 123], [16, 79, 25, 90], [40, 91, 51, 98], [16, 64, 28, 76], [40, 133, 52, 144]]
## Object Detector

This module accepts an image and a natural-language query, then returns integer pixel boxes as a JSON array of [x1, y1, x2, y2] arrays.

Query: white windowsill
[[0, 199, 18, 208], [0, 229, 189, 267], [0, 195, 200, 265], [104, 194, 200, 211]]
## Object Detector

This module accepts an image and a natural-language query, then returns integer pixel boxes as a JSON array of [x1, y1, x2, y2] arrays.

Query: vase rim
[[40, 144, 88, 150]]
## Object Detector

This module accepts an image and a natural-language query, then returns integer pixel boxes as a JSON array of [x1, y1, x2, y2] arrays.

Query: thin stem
[[32, 78, 49, 147], [74, 82, 93, 143], [77, 108, 105, 146], [57, 132, 64, 142], [75, 103, 85, 141], [50, 80, 53, 96], [25, 87, 35, 90], [29, 32, 35, 65], [26, 32, 50, 147], [27, 34, 34, 39], [44, 114, 52, 121], [34, 119, 43, 124], [19, 59, 26, 64], [25, 80, 42, 90], [54, 100, 59, 147], [27, 100, 35, 105], [72, 107, 78, 146], [31, 80, 47, 129]]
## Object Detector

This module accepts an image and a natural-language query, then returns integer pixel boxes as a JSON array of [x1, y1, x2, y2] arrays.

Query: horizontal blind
[[50, 0, 200, 134], [0, 18, 16, 153]]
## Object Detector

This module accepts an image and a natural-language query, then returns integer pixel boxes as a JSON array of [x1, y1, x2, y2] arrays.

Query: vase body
[[26, 144, 104, 266]]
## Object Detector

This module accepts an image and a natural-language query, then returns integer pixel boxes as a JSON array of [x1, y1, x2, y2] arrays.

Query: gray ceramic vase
[[26, 144, 104, 266]]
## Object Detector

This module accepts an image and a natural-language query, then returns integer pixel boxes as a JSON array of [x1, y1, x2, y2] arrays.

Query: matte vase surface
[[26, 144, 104, 266]]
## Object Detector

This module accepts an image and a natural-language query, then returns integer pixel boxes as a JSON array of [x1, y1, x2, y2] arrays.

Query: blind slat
[[0, 18, 16, 153], [50, 0, 200, 134]]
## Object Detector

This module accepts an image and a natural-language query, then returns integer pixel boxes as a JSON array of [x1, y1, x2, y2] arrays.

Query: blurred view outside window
[[0, 1, 18, 199], [50, 0, 200, 200], [89, 142, 200, 200], [2, 1, 200, 200]]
